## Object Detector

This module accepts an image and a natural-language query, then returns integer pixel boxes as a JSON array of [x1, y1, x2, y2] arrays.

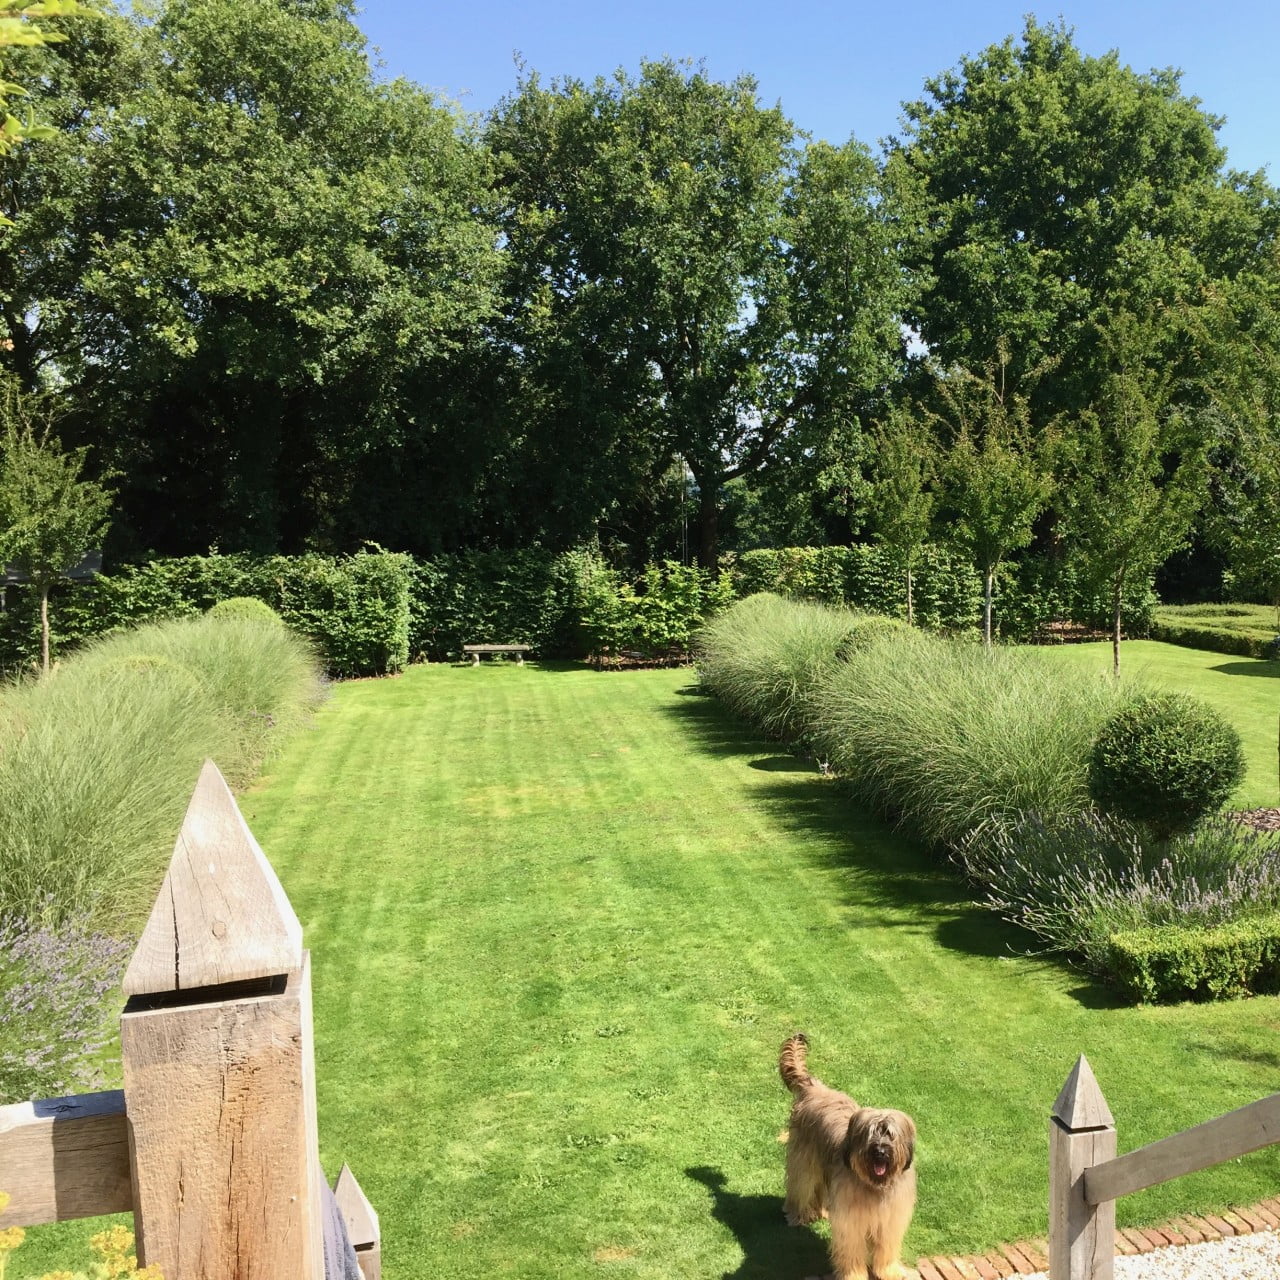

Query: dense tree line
[[1, 5, 1277, 613]]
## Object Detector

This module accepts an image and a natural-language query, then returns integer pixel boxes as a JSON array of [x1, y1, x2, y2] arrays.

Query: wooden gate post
[[335, 1163, 382, 1280], [1050, 1056, 1116, 1280], [119, 760, 324, 1280]]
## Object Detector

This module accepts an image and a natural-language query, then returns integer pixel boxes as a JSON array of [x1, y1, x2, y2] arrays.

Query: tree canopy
[[0, 4, 1276, 622]]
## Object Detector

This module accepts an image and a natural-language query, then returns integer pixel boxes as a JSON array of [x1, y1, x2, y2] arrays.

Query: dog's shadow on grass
[[686, 1166, 830, 1279]]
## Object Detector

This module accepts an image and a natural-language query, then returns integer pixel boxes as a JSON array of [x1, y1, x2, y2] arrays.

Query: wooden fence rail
[[1050, 1054, 1280, 1280], [0, 760, 381, 1280]]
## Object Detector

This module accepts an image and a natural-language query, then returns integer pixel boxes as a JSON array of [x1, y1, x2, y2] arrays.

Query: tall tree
[[0, 387, 112, 673], [0, 0, 500, 556], [1198, 247, 1280, 613], [489, 61, 907, 568], [886, 17, 1278, 417]]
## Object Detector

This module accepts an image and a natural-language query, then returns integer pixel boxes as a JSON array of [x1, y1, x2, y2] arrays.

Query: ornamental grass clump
[[1088, 692, 1245, 840], [695, 593, 899, 743], [957, 811, 1280, 971], [0, 612, 324, 925], [811, 628, 1130, 848]]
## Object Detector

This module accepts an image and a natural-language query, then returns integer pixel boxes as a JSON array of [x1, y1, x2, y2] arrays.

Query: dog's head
[[844, 1106, 916, 1190]]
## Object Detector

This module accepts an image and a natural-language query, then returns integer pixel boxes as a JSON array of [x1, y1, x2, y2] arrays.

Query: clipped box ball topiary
[[1088, 693, 1245, 840], [208, 595, 284, 625]]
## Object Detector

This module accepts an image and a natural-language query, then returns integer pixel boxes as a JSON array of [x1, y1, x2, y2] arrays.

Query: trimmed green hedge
[[1107, 916, 1280, 1003], [1149, 605, 1280, 660], [729, 544, 982, 632], [998, 554, 1158, 640], [0, 550, 412, 678]]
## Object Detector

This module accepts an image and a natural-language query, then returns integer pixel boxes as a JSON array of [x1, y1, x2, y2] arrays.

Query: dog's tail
[[778, 1032, 814, 1095]]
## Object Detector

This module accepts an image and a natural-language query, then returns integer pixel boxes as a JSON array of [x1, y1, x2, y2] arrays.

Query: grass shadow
[[686, 1166, 830, 1280], [749, 756, 814, 774], [662, 683, 784, 758], [660, 689, 1118, 1007], [1210, 661, 1280, 678]]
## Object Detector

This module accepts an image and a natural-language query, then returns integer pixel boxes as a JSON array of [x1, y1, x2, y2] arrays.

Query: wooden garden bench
[[462, 643, 532, 665]]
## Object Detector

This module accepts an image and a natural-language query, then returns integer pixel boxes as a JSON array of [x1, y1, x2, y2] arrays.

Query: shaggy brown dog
[[779, 1033, 916, 1280]]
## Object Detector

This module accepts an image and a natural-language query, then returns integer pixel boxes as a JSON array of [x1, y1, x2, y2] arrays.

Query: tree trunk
[[40, 584, 50, 677], [1111, 577, 1123, 678], [983, 569, 994, 648], [906, 566, 914, 628], [695, 480, 719, 574]]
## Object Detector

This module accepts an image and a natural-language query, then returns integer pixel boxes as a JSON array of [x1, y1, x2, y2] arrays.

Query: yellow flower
[[88, 1226, 134, 1259], [0, 1225, 26, 1252], [35, 1272, 82, 1280]]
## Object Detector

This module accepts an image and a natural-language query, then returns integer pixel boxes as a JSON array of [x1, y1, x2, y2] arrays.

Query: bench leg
[[470, 652, 480, 666], [516, 652, 524, 665]]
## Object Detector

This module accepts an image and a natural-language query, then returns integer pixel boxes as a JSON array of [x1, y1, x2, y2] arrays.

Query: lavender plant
[[957, 811, 1280, 968], [0, 910, 128, 1104]]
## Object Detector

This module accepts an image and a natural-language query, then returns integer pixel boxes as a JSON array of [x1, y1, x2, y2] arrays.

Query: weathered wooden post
[[1050, 1055, 1116, 1280], [335, 1163, 382, 1280], [119, 759, 324, 1280]]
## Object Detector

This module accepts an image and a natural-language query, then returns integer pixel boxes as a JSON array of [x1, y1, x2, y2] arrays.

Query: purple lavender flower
[[0, 906, 128, 1103]]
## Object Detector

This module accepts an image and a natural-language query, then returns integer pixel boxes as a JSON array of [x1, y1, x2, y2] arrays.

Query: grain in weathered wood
[[123, 758, 303, 997], [1049, 1056, 1116, 1280], [335, 1163, 382, 1280], [1084, 1092, 1280, 1207], [121, 955, 324, 1280], [0, 1091, 131, 1226]]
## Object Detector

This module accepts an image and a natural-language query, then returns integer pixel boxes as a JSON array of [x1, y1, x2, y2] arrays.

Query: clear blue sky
[[354, 1, 1276, 176]]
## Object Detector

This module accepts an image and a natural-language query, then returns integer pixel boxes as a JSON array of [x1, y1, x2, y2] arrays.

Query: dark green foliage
[[1107, 916, 1280, 1003], [2, 0, 500, 558], [576, 560, 734, 661], [1088, 693, 1245, 838], [731, 543, 981, 632], [207, 596, 283, 626], [408, 549, 581, 662], [490, 60, 907, 569], [997, 554, 1158, 641], [0, 549, 411, 677], [409, 549, 731, 663]]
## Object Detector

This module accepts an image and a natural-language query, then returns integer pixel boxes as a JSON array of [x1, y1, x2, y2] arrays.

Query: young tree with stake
[[0, 395, 113, 674], [865, 407, 937, 627], [930, 355, 1054, 647]]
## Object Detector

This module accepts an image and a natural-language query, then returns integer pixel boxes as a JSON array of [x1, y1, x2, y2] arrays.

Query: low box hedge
[[1149, 620, 1278, 661], [1107, 915, 1280, 1003]]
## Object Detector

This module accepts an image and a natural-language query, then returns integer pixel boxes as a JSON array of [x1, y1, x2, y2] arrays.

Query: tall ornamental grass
[[811, 627, 1133, 848], [0, 611, 325, 925], [695, 593, 900, 741]]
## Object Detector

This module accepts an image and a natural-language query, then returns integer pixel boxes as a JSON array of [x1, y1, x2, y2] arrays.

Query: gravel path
[[1023, 1229, 1280, 1279]]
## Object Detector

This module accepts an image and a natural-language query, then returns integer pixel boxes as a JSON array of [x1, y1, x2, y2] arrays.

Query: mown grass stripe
[[18, 656, 1280, 1279]]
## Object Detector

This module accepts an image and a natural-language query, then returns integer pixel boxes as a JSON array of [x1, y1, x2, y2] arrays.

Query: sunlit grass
[[21, 658, 1280, 1277]]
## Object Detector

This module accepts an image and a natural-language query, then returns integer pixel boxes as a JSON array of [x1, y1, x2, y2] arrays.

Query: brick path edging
[[907, 1196, 1280, 1279]]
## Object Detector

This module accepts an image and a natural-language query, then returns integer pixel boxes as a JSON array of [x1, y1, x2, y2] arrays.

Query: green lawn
[[1039, 639, 1279, 809], [19, 650, 1280, 1279]]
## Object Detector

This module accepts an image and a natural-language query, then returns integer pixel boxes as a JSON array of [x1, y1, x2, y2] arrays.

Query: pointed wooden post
[[1050, 1056, 1117, 1280], [335, 1164, 382, 1280], [120, 760, 324, 1280]]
